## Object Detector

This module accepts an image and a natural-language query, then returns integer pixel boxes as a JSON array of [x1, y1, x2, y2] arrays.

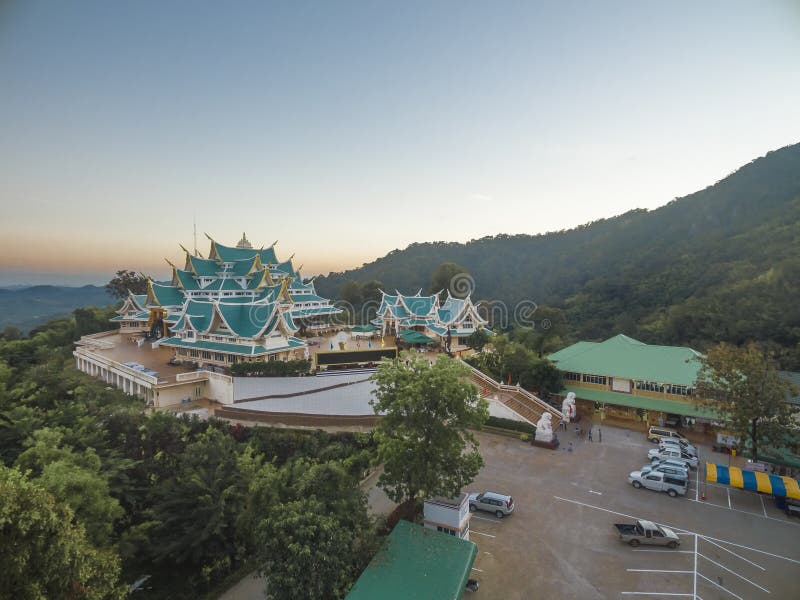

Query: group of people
[[561, 420, 602, 443]]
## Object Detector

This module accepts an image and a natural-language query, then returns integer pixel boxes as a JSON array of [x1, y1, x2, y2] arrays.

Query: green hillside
[[316, 142, 800, 367], [0, 285, 116, 333]]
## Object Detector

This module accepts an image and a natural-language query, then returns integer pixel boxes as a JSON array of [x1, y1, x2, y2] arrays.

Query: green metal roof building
[[548, 334, 720, 421], [346, 520, 477, 600]]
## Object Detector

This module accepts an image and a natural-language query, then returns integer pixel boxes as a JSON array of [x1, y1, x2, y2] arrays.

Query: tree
[[695, 343, 798, 461], [370, 353, 488, 506], [429, 262, 471, 298], [0, 466, 125, 600], [256, 499, 358, 600], [339, 280, 363, 306], [466, 329, 490, 352], [142, 428, 248, 580], [105, 269, 149, 299]]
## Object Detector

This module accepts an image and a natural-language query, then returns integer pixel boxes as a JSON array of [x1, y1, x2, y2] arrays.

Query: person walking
[[587, 428, 593, 442], [598, 428, 602, 443]]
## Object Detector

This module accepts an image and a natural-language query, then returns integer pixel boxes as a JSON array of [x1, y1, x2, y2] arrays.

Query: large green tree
[[256, 499, 357, 600], [0, 466, 125, 600], [105, 269, 149, 299], [370, 353, 488, 505], [695, 343, 798, 461]]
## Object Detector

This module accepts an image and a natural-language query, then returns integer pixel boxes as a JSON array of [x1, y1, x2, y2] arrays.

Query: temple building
[[372, 290, 488, 351], [111, 234, 340, 366]]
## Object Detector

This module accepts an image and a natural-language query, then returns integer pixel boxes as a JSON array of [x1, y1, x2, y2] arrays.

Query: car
[[628, 470, 687, 497], [648, 447, 698, 469], [614, 520, 681, 548], [647, 458, 692, 473], [647, 426, 689, 444], [658, 440, 697, 456], [659, 437, 697, 456], [640, 463, 689, 480], [468, 491, 514, 518]]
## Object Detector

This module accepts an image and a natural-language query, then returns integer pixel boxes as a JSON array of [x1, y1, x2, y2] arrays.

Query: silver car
[[468, 491, 515, 518], [659, 437, 697, 456], [640, 462, 689, 480]]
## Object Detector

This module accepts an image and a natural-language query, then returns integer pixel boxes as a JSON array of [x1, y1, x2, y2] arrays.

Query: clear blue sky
[[1, 1, 799, 285]]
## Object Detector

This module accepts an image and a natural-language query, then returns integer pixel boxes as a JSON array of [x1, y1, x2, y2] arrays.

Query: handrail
[[459, 358, 563, 419]]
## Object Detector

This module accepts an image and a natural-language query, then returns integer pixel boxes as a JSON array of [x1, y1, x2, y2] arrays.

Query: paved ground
[[466, 425, 800, 599]]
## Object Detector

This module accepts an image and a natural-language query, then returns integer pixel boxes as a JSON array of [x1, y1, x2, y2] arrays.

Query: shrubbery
[[230, 359, 311, 377]]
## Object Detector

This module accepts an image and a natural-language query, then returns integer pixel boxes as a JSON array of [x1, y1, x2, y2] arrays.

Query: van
[[647, 426, 688, 444]]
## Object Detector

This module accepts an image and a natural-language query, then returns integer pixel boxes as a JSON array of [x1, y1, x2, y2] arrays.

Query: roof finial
[[236, 232, 253, 249]]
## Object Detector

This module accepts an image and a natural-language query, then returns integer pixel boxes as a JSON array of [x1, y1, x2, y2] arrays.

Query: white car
[[629, 470, 687, 497], [648, 448, 698, 469]]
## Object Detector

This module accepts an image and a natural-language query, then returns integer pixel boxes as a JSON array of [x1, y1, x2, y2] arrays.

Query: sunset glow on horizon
[[2, 1, 799, 285]]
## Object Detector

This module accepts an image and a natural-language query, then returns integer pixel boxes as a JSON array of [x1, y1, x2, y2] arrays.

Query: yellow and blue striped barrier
[[706, 463, 800, 500]]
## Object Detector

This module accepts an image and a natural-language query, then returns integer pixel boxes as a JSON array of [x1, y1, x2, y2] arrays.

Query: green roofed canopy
[[346, 520, 477, 600], [561, 385, 721, 419], [548, 334, 702, 387], [399, 330, 437, 345]]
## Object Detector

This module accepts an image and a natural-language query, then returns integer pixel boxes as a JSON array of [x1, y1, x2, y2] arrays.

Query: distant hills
[[0, 285, 116, 333], [316, 142, 800, 367]]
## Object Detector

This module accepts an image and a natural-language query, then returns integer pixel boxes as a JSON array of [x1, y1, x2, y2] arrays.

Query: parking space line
[[633, 550, 694, 554], [471, 515, 500, 523], [727, 488, 731, 509], [687, 497, 800, 527], [626, 569, 693, 574], [692, 533, 698, 600], [698, 553, 770, 594], [701, 538, 765, 571], [620, 593, 694, 597], [554, 495, 800, 567], [470, 530, 496, 538], [697, 572, 743, 600], [760, 495, 767, 518]]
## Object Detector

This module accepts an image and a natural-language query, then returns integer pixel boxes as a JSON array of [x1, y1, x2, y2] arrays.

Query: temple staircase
[[461, 360, 563, 428]]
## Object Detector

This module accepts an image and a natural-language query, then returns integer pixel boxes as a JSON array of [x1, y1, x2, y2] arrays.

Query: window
[[214, 353, 225, 362], [202, 351, 211, 360], [582, 374, 607, 385], [666, 384, 692, 396], [636, 380, 665, 393], [563, 372, 581, 382]]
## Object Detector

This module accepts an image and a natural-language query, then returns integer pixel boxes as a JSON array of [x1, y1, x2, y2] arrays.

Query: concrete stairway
[[461, 360, 563, 428]]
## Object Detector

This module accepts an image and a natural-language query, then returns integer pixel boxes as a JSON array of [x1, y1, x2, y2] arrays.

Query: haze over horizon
[[2, 1, 799, 286]]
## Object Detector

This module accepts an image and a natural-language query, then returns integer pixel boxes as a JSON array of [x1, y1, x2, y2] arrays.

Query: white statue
[[561, 392, 577, 423], [535, 412, 554, 443]]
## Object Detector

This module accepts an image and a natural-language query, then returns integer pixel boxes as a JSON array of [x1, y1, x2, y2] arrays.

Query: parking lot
[[466, 426, 800, 599]]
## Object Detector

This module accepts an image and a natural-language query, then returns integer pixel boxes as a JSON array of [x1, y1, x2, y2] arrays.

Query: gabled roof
[[216, 301, 282, 338], [145, 282, 185, 307], [172, 268, 201, 291], [398, 293, 438, 317], [346, 520, 477, 600], [173, 300, 215, 332], [223, 255, 261, 277], [548, 334, 703, 386], [185, 254, 219, 277], [246, 268, 275, 290], [437, 293, 486, 326]]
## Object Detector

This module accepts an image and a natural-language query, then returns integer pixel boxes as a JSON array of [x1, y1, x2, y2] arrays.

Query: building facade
[[372, 290, 488, 352], [111, 234, 340, 367], [548, 334, 719, 430]]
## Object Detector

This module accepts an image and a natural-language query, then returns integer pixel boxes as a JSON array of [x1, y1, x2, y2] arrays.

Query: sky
[[1, 1, 799, 286]]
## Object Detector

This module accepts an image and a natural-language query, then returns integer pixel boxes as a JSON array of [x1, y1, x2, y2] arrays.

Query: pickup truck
[[614, 519, 681, 548]]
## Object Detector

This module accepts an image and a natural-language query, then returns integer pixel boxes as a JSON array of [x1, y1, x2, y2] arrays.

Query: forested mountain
[[317, 143, 800, 367], [0, 285, 115, 333]]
